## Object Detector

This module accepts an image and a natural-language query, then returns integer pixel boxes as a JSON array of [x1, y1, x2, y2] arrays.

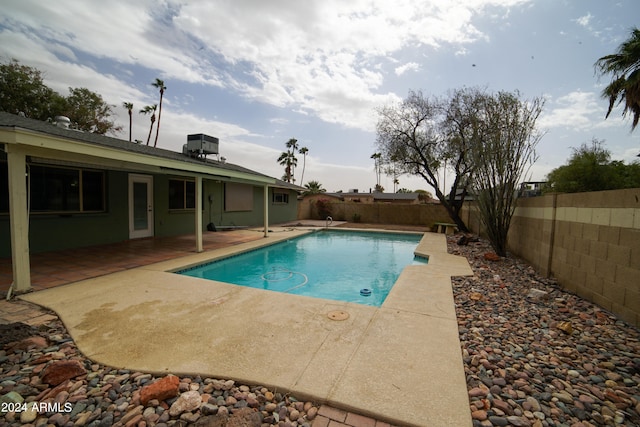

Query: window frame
[[168, 178, 196, 211], [272, 191, 289, 204], [0, 162, 106, 214]]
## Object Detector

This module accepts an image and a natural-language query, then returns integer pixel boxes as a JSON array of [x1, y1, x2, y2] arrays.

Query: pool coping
[[21, 227, 474, 426], [174, 227, 431, 307]]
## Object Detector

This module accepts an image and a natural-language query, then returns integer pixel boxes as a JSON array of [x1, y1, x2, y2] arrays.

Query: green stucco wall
[[1, 170, 130, 256], [1, 171, 299, 257]]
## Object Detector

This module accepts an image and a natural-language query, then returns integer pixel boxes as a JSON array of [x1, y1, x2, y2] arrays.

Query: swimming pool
[[177, 229, 427, 306]]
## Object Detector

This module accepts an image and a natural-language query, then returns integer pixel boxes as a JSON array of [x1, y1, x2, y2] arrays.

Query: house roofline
[[0, 112, 276, 186]]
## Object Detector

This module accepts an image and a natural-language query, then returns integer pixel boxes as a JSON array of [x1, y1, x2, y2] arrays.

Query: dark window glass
[[0, 161, 8, 212], [30, 165, 80, 212], [168, 179, 184, 209], [185, 181, 196, 209], [273, 192, 289, 204], [169, 179, 196, 210], [82, 170, 105, 211], [0, 163, 105, 213]]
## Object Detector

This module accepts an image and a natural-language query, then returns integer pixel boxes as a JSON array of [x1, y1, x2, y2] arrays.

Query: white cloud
[[617, 147, 640, 163], [19, 0, 639, 194], [395, 62, 420, 76], [538, 91, 608, 131], [269, 118, 289, 125], [574, 13, 593, 28], [2, 0, 534, 134], [172, 0, 532, 131]]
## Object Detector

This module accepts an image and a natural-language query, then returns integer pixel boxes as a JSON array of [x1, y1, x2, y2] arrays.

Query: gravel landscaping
[[1, 228, 639, 427], [449, 234, 640, 427]]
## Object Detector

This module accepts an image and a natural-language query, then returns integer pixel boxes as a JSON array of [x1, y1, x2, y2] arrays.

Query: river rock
[[10, 335, 48, 350], [227, 407, 261, 427], [41, 360, 86, 386], [19, 402, 38, 423], [169, 390, 202, 416], [140, 374, 180, 405]]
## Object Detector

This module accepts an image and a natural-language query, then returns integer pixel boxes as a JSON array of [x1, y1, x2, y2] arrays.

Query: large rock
[[10, 335, 48, 350], [526, 288, 549, 301], [169, 390, 202, 416], [484, 252, 501, 262], [41, 360, 86, 386], [195, 413, 228, 427], [140, 375, 180, 405], [227, 407, 262, 427]]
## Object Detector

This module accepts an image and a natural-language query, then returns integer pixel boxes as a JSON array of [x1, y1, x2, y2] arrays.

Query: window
[[0, 161, 8, 213], [224, 182, 253, 212], [273, 191, 289, 204], [27, 165, 105, 213], [169, 179, 196, 210], [0, 163, 105, 214]]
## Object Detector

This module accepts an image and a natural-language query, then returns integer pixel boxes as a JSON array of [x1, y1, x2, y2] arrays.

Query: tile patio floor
[[0, 229, 267, 294]]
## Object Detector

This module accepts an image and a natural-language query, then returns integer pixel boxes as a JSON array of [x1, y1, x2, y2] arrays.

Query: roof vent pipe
[[54, 116, 71, 129]]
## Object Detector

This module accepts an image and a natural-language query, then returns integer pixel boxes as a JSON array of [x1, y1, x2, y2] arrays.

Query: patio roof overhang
[[1, 122, 279, 295], [0, 127, 275, 185]]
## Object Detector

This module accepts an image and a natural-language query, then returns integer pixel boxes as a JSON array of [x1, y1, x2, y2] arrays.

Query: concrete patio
[[16, 226, 473, 426]]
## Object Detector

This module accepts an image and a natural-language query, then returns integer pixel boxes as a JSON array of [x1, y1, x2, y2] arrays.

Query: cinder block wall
[[298, 199, 451, 227], [464, 188, 640, 327], [508, 195, 556, 277]]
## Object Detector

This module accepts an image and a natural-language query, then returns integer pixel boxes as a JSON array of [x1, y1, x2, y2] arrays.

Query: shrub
[[315, 198, 333, 219]]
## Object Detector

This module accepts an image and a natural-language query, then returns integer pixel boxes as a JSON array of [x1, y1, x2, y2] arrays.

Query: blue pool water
[[177, 230, 427, 306]]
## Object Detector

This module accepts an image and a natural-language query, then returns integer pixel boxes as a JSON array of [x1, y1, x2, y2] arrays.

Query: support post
[[263, 185, 269, 237], [195, 176, 203, 253], [6, 145, 31, 292]]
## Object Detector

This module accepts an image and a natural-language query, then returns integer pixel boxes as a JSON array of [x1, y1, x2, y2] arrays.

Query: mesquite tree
[[376, 88, 490, 232], [469, 91, 545, 256]]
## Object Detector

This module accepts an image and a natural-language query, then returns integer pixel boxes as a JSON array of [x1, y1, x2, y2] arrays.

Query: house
[[518, 181, 546, 197], [0, 112, 302, 293], [297, 191, 426, 219], [300, 191, 420, 206], [370, 192, 420, 204]]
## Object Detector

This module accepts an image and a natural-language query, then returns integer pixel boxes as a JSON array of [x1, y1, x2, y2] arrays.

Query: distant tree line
[[0, 58, 120, 134], [545, 139, 640, 193], [0, 59, 167, 144]]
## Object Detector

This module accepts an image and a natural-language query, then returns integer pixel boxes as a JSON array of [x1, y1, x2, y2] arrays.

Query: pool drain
[[327, 310, 349, 321]]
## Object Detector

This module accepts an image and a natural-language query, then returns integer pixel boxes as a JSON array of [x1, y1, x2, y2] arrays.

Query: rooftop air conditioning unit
[[186, 133, 219, 156]]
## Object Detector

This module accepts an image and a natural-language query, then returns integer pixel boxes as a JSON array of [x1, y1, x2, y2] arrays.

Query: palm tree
[[371, 152, 383, 186], [278, 152, 290, 182], [299, 146, 309, 184], [151, 79, 166, 147], [122, 102, 133, 142], [303, 180, 325, 195], [594, 27, 640, 130], [140, 104, 157, 146], [277, 151, 297, 183], [285, 138, 299, 181]]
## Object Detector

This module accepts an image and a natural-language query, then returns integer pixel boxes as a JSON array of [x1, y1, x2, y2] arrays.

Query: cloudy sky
[[1, 0, 639, 193]]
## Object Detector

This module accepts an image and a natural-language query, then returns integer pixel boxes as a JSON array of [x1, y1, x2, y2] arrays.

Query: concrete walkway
[[0, 299, 394, 427], [20, 228, 473, 426]]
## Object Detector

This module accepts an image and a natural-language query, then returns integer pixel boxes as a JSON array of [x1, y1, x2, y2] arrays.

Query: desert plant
[[315, 198, 333, 219]]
